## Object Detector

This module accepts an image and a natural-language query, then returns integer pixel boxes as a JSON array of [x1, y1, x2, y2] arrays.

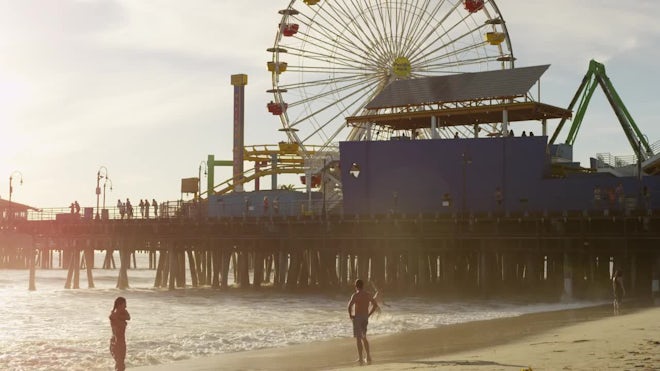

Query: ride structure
[[338, 57, 660, 216], [201, 1, 659, 219], [266, 0, 516, 202], [201, 0, 518, 217], [549, 60, 654, 163]]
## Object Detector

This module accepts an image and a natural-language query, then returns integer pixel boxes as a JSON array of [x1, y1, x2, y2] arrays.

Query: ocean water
[[0, 253, 600, 371]]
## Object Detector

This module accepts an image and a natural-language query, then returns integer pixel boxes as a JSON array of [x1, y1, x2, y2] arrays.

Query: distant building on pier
[[0, 199, 39, 222]]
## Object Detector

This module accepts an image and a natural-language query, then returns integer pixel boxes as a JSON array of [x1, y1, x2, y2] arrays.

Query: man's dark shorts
[[353, 315, 368, 338]]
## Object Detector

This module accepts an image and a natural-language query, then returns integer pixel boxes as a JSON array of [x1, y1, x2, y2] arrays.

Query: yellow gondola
[[267, 61, 288, 73], [486, 32, 505, 45], [278, 141, 299, 154]]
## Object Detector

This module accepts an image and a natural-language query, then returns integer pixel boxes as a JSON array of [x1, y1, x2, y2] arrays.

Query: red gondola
[[463, 0, 484, 13], [267, 101, 288, 115], [280, 23, 299, 37], [300, 175, 321, 188]]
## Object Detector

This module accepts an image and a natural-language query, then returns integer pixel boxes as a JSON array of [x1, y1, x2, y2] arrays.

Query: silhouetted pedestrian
[[263, 196, 269, 215], [273, 196, 279, 215], [117, 199, 125, 220], [126, 199, 133, 219]]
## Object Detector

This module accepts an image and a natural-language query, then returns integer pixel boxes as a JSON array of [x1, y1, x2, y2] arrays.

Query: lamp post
[[96, 166, 109, 220], [9, 170, 23, 220], [103, 177, 113, 219], [198, 160, 207, 200]]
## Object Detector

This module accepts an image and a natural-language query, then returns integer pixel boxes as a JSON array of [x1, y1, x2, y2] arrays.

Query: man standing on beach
[[348, 279, 379, 365]]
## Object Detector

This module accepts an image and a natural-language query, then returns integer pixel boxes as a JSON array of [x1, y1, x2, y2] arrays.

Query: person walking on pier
[[348, 279, 379, 365], [126, 199, 133, 219], [109, 296, 131, 371], [612, 270, 625, 315], [139, 199, 145, 218], [144, 199, 150, 219], [152, 199, 158, 218], [117, 199, 124, 219]]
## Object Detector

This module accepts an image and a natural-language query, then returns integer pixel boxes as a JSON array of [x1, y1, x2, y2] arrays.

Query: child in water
[[109, 297, 131, 371]]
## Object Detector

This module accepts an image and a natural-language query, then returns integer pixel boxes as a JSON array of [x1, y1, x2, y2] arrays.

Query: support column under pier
[[84, 245, 95, 289], [562, 248, 574, 301], [478, 243, 497, 294], [187, 249, 198, 288], [338, 247, 348, 288], [117, 246, 130, 290], [653, 255, 660, 300], [630, 252, 654, 298], [28, 244, 36, 291], [370, 246, 385, 289], [220, 245, 232, 288], [154, 248, 168, 288], [253, 244, 265, 289]]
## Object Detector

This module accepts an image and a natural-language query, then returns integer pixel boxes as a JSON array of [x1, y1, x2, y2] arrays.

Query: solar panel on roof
[[365, 65, 550, 110]]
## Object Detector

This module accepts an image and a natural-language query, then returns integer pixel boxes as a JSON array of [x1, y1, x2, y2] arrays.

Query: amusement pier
[[1, 1, 660, 302]]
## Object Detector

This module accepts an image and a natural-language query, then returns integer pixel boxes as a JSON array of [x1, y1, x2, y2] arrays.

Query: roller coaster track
[[204, 162, 305, 197], [199, 143, 339, 198]]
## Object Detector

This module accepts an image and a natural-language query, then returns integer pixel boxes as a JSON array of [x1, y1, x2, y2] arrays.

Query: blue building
[[339, 135, 659, 215], [339, 65, 659, 216]]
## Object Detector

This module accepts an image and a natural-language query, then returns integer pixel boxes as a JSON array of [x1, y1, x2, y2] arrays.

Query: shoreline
[[130, 302, 659, 370]]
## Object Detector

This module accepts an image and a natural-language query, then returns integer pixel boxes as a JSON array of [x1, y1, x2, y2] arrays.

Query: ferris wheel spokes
[[270, 0, 514, 151]]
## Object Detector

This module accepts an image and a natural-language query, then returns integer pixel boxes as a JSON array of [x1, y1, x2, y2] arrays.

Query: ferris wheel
[[267, 0, 514, 158]]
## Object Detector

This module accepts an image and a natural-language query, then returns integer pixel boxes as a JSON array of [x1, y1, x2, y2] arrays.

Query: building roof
[[0, 198, 39, 211], [347, 65, 571, 131], [366, 65, 550, 109], [349, 102, 572, 131]]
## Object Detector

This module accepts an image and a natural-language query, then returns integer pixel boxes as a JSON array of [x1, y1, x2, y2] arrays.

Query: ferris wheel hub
[[392, 57, 412, 78]]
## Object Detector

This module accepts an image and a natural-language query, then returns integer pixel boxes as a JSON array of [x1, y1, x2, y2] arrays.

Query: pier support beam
[[28, 247, 36, 291], [117, 247, 130, 289], [562, 250, 573, 301], [84, 244, 95, 289]]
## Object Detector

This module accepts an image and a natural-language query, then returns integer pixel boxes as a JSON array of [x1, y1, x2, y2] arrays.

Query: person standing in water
[[347, 279, 379, 365], [612, 270, 625, 315], [109, 297, 131, 371]]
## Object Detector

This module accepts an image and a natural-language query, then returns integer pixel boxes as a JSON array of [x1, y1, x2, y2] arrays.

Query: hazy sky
[[1, 0, 659, 209]]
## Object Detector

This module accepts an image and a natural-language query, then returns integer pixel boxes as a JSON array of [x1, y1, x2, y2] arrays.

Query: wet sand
[[131, 303, 660, 371]]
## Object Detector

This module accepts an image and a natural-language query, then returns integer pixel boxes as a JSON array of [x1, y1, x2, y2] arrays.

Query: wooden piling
[[28, 247, 36, 291], [117, 247, 130, 289]]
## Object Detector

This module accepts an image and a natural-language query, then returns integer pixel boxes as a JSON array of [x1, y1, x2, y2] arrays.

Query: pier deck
[[2, 210, 659, 300]]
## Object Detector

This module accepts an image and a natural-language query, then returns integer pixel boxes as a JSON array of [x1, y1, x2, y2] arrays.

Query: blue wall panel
[[340, 136, 660, 215]]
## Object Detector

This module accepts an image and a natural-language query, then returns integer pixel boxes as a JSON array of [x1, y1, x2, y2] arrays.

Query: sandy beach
[[131, 303, 660, 371]]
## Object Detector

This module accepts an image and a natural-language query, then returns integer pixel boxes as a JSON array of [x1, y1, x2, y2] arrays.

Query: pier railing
[[595, 139, 660, 169], [24, 198, 335, 221]]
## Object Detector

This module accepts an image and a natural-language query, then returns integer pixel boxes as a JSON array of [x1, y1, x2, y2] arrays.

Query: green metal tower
[[549, 59, 653, 161]]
